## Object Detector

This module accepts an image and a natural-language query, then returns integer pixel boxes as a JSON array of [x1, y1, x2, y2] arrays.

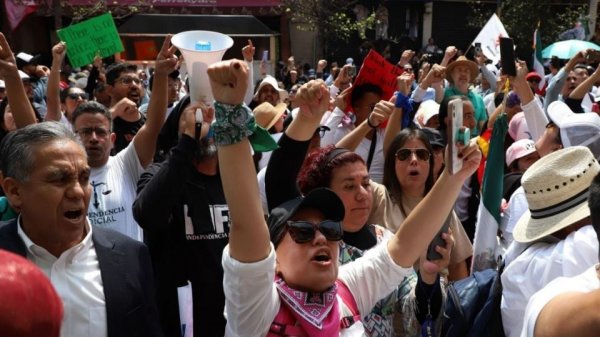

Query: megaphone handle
[[194, 120, 203, 142], [195, 108, 203, 123]]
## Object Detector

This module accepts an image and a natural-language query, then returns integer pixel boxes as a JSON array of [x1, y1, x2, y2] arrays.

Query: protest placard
[[57, 13, 124, 68], [353, 49, 403, 105]]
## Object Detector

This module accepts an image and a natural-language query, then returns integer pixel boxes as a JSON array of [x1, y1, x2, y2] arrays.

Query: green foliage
[[282, 0, 376, 50], [467, 0, 589, 57]]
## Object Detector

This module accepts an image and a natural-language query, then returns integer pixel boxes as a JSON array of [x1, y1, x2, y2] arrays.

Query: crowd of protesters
[[0, 26, 600, 337]]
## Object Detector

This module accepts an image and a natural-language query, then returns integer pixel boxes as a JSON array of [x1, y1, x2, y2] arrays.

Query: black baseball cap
[[268, 188, 345, 247], [421, 127, 446, 148]]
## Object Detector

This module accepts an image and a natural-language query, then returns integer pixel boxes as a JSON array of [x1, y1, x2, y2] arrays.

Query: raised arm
[[336, 99, 393, 151], [511, 61, 547, 141], [387, 141, 481, 267], [132, 35, 178, 168], [134, 102, 213, 231], [543, 50, 585, 112], [569, 60, 600, 100], [266, 80, 329, 211], [241, 39, 255, 105], [46, 42, 66, 122], [0, 33, 36, 127], [208, 59, 270, 263], [440, 46, 458, 67]]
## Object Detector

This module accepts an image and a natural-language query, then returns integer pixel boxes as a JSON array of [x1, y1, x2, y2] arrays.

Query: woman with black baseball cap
[[207, 59, 481, 337]]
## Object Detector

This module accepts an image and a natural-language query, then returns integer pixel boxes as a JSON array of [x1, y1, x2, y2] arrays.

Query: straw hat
[[445, 56, 479, 83], [513, 146, 600, 243], [253, 102, 288, 130]]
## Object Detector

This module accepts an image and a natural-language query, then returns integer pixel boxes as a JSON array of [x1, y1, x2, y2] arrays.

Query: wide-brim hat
[[446, 56, 479, 83], [513, 146, 600, 243], [253, 102, 287, 130], [548, 101, 600, 158], [268, 188, 345, 247], [253, 75, 288, 103]]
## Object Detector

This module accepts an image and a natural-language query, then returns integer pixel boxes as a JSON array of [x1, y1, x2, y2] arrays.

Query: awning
[[67, 0, 280, 7], [118, 14, 277, 37]]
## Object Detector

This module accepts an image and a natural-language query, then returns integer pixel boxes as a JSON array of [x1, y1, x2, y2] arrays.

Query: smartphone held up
[[447, 98, 470, 175]]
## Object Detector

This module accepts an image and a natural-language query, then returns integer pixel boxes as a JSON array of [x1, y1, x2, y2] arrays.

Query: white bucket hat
[[253, 75, 287, 103], [513, 146, 600, 243], [548, 101, 600, 158]]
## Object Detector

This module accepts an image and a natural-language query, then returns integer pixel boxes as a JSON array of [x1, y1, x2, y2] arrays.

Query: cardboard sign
[[57, 13, 124, 68], [353, 49, 403, 104]]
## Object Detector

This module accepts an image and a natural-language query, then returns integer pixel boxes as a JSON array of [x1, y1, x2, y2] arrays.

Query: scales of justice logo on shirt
[[184, 204, 230, 240], [87, 180, 124, 226]]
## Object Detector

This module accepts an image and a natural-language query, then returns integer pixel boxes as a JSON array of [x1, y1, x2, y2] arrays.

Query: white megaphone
[[171, 30, 233, 122]]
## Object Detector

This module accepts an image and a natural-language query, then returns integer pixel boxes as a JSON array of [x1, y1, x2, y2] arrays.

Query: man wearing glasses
[[72, 37, 178, 241], [104, 63, 147, 153]]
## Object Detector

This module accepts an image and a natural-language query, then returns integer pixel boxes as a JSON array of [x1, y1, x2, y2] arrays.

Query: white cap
[[16, 52, 34, 63], [18, 70, 30, 80]]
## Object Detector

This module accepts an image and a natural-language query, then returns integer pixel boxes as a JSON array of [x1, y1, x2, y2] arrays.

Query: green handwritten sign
[[57, 13, 124, 68]]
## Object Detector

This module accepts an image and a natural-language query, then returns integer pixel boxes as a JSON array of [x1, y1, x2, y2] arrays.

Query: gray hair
[[0, 122, 83, 182]]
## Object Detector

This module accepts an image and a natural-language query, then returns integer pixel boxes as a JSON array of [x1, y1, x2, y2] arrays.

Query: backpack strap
[[336, 280, 361, 329], [268, 304, 308, 337]]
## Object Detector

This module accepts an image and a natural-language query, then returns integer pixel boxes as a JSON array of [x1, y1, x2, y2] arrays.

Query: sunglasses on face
[[527, 79, 540, 84], [403, 67, 414, 72], [395, 148, 431, 161], [68, 92, 89, 100], [286, 220, 343, 244], [76, 126, 110, 138]]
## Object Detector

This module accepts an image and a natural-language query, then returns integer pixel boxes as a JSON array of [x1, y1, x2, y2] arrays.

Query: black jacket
[[133, 135, 228, 337], [0, 220, 162, 337]]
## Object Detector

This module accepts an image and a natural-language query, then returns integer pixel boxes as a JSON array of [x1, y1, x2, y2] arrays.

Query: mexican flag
[[471, 113, 508, 273], [533, 27, 546, 91]]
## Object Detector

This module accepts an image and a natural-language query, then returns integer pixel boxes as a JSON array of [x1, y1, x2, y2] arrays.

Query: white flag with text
[[472, 14, 509, 64]]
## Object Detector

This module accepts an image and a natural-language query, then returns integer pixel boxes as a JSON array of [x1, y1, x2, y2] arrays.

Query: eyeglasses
[[67, 92, 89, 100], [395, 148, 431, 161], [403, 67, 414, 73], [527, 78, 540, 84], [314, 126, 331, 138], [286, 220, 343, 243], [76, 127, 110, 138], [115, 76, 142, 86]]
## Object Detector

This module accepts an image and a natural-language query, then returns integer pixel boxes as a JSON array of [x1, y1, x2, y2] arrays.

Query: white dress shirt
[[500, 225, 599, 337], [18, 217, 107, 337], [520, 264, 599, 337]]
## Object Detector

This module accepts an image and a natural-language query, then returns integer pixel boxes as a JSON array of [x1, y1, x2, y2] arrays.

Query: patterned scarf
[[275, 276, 340, 337]]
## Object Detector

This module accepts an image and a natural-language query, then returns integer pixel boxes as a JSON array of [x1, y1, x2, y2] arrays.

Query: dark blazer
[[0, 220, 163, 337]]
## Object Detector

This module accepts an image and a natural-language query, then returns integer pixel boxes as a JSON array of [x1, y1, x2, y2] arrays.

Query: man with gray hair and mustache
[[0, 122, 162, 337]]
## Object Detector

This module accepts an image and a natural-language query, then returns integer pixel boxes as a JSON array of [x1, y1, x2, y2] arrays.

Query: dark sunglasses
[[395, 148, 431, 161], [286, 220, 343, 243], [68, 92, 89, 100], [314, 126, 331, 138], [527, 78, 540, 84]]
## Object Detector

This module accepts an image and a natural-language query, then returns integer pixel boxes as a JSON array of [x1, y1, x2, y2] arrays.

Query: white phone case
[[449, 98, 464, 175]]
